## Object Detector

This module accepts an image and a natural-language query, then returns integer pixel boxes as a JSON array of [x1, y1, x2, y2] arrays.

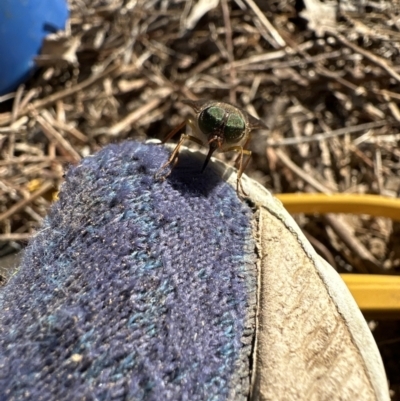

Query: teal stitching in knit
[[0, 141, 256, 401]]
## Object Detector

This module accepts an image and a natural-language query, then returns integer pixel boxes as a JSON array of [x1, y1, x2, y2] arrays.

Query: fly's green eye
[[198, 106, 246, 142], [224, 113, 246, 143], [198, 106, 225, 135]]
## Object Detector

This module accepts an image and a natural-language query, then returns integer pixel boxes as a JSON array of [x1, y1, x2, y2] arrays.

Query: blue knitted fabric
[[0, 141, 256, 401]]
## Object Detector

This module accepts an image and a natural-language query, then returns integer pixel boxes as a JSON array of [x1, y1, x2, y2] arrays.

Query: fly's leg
[[155, 133, 204, 180], [237, 148, 252, 196], [222, 145, 252, 196], [161, 120, 187, 144], [160, 116, 198, 144]]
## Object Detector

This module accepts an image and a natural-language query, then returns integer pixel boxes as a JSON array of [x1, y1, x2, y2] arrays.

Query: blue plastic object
[[0, 0, 69, 96]]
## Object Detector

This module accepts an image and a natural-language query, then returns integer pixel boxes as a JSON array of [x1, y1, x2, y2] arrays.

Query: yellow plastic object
[[275, 193, 400, 317], [26, 179, 57, 202], [27, 179, 43, 192], [276, 193, 400, 222], [341, 274, 400, 318]]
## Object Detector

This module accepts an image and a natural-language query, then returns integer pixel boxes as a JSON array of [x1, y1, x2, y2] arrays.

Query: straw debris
[[1, 0, 400, 276]]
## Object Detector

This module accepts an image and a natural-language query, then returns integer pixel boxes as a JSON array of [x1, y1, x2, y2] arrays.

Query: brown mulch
[[0, 0, 399, 398]]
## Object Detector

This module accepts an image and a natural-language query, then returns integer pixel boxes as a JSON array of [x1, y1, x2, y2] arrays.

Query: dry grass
[[0, 0, 400, 394]]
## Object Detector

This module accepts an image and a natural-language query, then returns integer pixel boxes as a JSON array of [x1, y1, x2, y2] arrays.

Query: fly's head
[[183, 99, 267, 170]]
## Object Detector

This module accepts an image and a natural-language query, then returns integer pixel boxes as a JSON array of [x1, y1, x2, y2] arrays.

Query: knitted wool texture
[[0, 141, 257, 401]]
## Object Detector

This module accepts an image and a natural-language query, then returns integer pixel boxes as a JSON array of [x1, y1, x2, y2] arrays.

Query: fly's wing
[[181, 99, 210, 113], [246, 112, 269, 131]]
